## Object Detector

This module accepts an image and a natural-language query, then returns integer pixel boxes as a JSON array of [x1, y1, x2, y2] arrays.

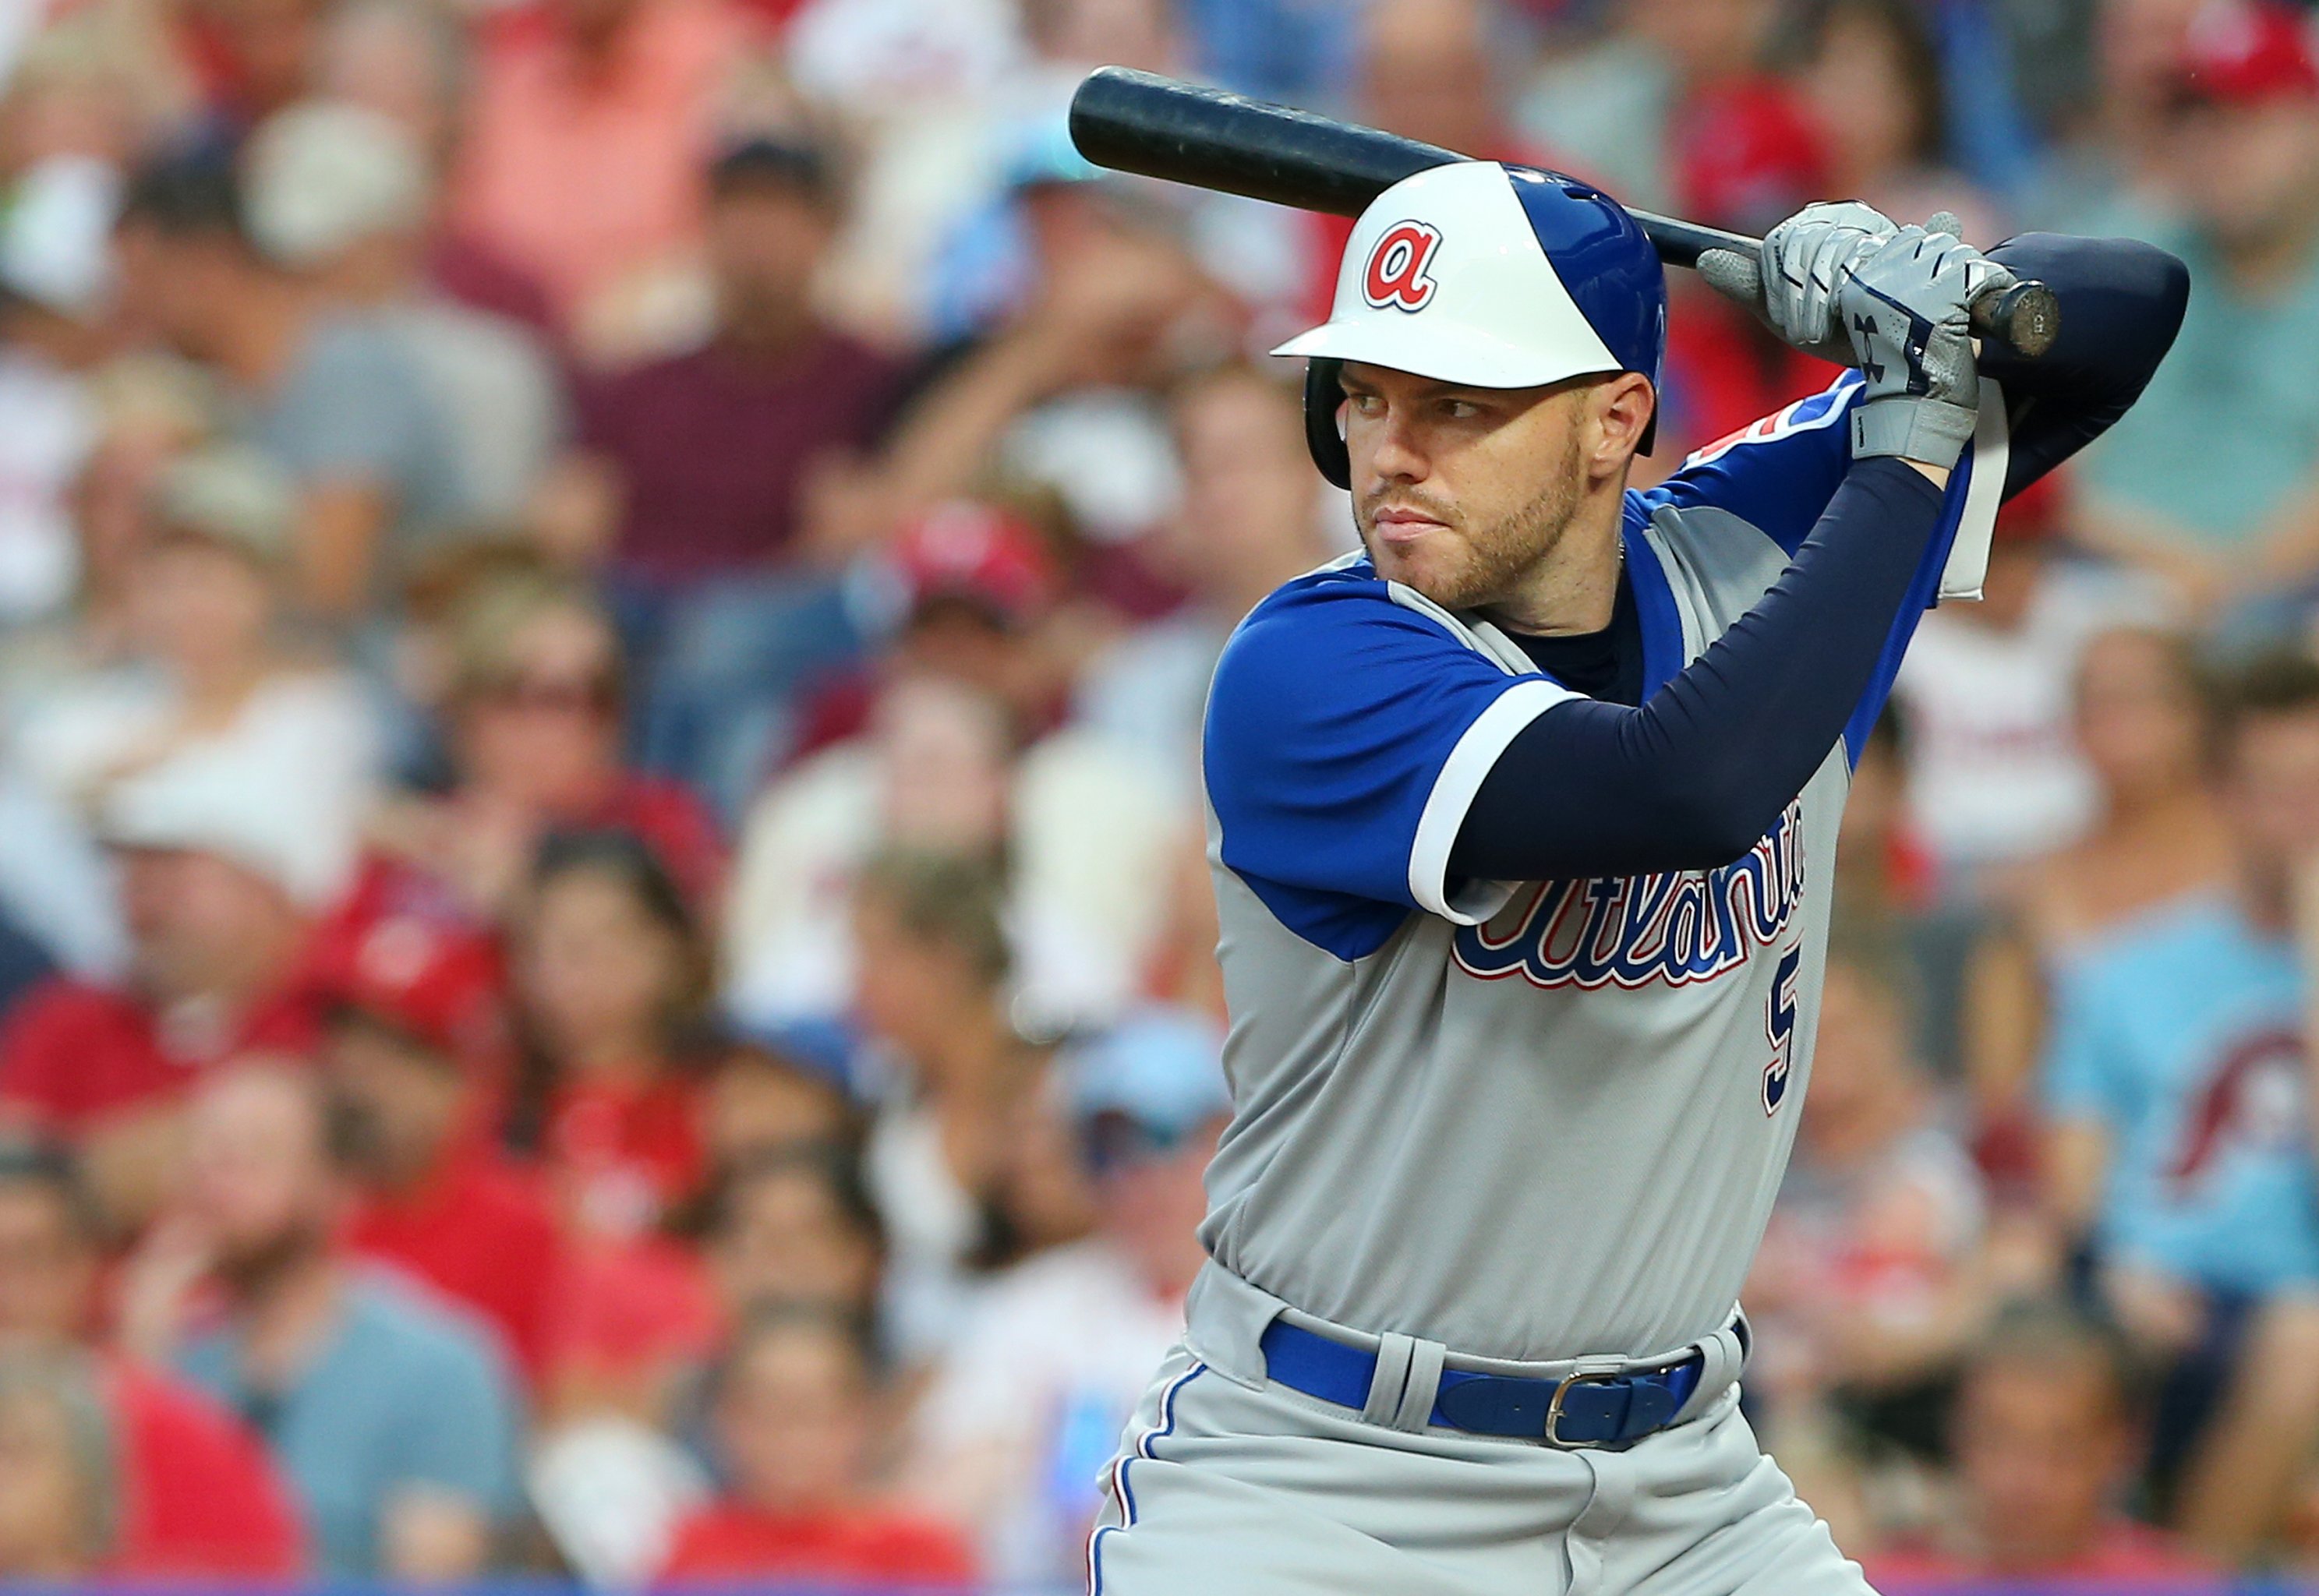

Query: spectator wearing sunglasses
[[362, 572, 723, 930]]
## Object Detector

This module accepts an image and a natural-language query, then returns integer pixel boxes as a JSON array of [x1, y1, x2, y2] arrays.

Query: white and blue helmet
[[1272, 160, 1668, 485]]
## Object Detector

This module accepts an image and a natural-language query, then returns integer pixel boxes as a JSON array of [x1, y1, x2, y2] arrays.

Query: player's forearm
[[1451, 457, 1945, 880], [1981, 233, 2190, 497]]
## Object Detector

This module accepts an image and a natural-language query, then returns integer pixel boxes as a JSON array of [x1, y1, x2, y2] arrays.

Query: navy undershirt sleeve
[[1450, 233, 2186, 885], [1448, 458, 1945, 882]]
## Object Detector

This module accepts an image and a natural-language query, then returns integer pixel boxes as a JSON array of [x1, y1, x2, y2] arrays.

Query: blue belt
[[1259, 1319, 1704, 1448]]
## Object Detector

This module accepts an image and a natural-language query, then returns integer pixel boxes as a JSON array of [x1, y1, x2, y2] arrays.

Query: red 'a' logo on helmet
[[1362, 221, 1443, 312]]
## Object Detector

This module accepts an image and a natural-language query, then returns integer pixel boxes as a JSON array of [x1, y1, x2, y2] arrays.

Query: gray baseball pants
[[1087, 1266, 1875, 1596]]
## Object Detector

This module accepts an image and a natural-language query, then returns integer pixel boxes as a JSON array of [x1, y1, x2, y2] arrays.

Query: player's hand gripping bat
[[1068, 66, 2059, 360]]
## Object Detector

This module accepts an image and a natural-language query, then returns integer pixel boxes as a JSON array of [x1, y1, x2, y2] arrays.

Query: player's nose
[[1360, 410, 1430, 486]]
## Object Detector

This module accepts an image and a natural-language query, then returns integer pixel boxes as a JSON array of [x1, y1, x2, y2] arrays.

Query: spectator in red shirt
[[519, 830, 711, 1227], [319, 911, 564, 1379], [514, 831, 721, 1416], [0, 751, 343, 1230], [449, 0, 757, 339], [574, 137, 904, 591], [0, 1136, 302, 1577], [565, 136, 910, 821], [1868, 1299, 2204, 1582], [370, 573, 724, 923], [657, 1303, 974, 1587]]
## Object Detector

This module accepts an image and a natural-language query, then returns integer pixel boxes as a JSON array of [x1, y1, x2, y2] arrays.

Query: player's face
[[1339, 363, 1593, 612]]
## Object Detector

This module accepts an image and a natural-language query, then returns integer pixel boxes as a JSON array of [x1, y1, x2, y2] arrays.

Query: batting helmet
[[1271, 160, 1667, 489]]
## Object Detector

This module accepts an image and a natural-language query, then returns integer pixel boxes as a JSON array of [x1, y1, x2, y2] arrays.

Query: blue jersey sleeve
[[1639, 369, 2006, 768], [1639, 373, 1865, 556], [1204, 566, 1573, 960]]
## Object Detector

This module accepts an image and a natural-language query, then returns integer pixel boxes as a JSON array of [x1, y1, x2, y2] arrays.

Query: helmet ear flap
[[1301, 358, 1351, 491]]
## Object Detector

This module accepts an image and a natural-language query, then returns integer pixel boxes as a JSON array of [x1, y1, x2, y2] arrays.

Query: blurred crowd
[[0, 0, 2314, 1587]]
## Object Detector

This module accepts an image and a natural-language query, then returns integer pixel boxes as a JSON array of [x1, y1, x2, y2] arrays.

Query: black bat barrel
[[1067, 65, 2058, 358], [1069, 66, 1454, 218]]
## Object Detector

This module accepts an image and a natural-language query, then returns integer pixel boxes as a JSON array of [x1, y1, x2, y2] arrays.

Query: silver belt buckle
[[1542, 1358, 1631, 1449]]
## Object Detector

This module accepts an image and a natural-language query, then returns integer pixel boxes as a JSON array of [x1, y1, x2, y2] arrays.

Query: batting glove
[[1839, 214, 2017, 469], [1699, 200, 1896, 363]]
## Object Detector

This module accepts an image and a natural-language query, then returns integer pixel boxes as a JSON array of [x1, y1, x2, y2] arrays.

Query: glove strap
[[1851, 397, 1977, 471]]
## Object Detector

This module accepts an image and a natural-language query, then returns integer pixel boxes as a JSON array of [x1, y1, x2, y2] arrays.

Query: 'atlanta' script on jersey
[[1452, 800, 1807, 990]]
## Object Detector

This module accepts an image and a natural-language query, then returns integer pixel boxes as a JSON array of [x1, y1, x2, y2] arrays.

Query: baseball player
[[1089, 163, 2187, 1595]]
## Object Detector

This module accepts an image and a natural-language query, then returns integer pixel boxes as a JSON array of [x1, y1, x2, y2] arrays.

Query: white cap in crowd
[[98, 748, 357, 909], [0, 155, 118, 320], [152, 444, 297, 567], [244, 99, 431, 269]]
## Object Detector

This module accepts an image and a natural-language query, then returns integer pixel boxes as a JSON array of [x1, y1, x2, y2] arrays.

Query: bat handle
[[1699, 245, 2058, 361], [1972, 279, 2059, 358]]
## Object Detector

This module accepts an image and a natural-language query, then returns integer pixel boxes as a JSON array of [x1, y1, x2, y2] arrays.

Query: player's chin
[[1370, 539, 1474, 606]]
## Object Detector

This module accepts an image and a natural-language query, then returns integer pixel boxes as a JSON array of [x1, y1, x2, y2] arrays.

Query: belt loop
[[1391, 1337, 1448, 1432], [1363, 1333, 1417, 1426], [1672, 1316, 1746, 1426]]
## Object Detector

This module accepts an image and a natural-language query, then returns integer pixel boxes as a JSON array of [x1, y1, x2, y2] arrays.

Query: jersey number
[[1762, 945, 1801, 1116]]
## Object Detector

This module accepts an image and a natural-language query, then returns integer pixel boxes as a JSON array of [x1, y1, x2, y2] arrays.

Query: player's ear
[[1589, 373, 1655, 475]]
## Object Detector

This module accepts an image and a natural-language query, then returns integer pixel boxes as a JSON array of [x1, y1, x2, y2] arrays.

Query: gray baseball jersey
[[1196, 376, 2004, 1365]]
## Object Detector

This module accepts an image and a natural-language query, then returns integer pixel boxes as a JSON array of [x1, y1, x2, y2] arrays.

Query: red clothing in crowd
[[429, 231, 564, 345], [548, 1234, 723, 1386], [657, 1502, 977, 1586], [578, 775, 727, 916], [0, 977, 323, 1132], [1660, 291, 1833, 457], [104, 1360, 303, 1577], [577, 332, 908, 586], [311, 853, 502, 983], [346, 1146, 565, 1379], [543, 1072, 719, 1383], [453, 0, 759, 327], [1867, 1520, 2207, 1584], [323, 772, 722, 956], [550, 1072, 707, 1231]]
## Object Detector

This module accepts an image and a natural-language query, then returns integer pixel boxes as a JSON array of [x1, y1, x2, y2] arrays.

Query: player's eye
[[1344, 391, 1384, 418], [1441, 398, 1486, 420]]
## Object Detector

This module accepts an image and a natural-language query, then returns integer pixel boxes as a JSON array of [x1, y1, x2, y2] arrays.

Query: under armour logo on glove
[[1852, 282, 1937, 397], [1851, 314, 1883, 384], [1832, 213, 2005, 468]]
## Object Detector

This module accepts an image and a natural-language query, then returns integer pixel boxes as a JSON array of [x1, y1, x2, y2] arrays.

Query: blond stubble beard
[[1356, 425, 1586, 615]]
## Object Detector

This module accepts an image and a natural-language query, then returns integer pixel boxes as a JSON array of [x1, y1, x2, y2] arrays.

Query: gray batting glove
[[1839, 214, 2018, 469], [1698, 200, 1896, 362]]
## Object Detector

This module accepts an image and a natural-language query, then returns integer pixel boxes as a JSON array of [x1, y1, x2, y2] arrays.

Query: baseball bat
[[1068, 66, 2059, 360]]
